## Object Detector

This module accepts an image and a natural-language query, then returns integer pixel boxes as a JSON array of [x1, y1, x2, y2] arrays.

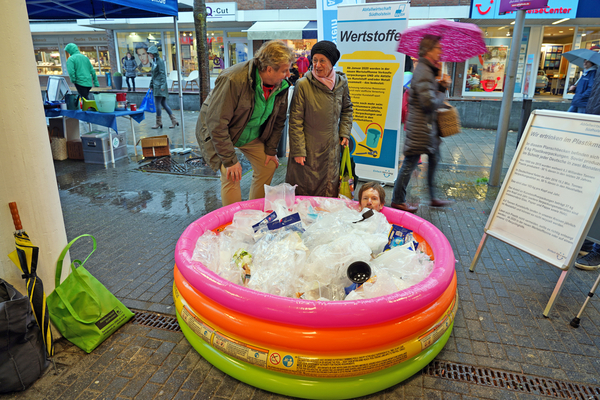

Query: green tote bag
[[47, 234, 133, 353], [339, 145, 354, 199]]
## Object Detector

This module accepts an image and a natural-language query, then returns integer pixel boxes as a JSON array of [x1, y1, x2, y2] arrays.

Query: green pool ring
[[177, 310, 453, 400]]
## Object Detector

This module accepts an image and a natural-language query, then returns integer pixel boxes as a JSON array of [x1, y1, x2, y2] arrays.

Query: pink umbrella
[[397, 19, 487, 62]]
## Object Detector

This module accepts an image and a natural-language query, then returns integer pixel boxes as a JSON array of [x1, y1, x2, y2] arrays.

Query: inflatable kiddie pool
[[174, 197, 457, 399]]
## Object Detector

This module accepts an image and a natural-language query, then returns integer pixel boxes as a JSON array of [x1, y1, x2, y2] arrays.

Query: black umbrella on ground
[[7, 202, 54, 359]]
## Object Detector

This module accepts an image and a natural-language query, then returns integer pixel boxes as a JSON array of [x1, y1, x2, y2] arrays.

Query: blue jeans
[[125, 76, 135, 91], [568, 105, 586, 113], [391, 152, 439, 204], [581, 240, 600, 253], [155, 96, 173, 117]]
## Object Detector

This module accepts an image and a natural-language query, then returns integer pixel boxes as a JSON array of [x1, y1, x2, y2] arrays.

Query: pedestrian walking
[[64, 43, 99, 99], [568, 59, 597, 113], [390, 34, 452, 213], [122, 52, 137, 91], [147, 46, 179, 129], [573, 46, 600, 270]]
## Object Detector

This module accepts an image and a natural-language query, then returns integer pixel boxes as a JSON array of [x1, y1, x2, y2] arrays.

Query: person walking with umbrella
[[390, 34, 452, 213], [567, 59, 597, 113]]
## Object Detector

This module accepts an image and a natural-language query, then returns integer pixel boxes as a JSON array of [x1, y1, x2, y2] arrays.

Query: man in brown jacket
[[196, 41, 293, 206]]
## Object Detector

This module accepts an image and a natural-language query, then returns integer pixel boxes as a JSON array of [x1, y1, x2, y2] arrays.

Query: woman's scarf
[[313, 68, 336, 90]]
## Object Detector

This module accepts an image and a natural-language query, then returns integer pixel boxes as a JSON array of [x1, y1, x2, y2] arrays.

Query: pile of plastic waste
[[192, 184, 433, 301]]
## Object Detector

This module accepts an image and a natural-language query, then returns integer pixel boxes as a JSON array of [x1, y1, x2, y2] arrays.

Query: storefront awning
[[247, 21, 311, 40], [303, 21, 317, 39]]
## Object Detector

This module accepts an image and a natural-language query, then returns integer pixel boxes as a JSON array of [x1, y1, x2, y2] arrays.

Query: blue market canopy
[[26, 0, 179, 20]]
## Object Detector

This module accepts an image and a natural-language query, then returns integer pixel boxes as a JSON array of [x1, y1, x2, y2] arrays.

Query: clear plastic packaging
[[264, 182, 296, 216], [192, 184, 433, 301]]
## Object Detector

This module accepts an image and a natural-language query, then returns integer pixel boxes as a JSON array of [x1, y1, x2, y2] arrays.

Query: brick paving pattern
[[3, 114, 600, 400]]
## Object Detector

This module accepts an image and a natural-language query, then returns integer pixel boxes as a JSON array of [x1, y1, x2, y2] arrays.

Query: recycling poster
[[336, 1, 409, 183]]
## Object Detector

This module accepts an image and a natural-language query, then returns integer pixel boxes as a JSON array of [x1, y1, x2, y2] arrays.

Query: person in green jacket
[[196, 40, 294, 206], [64, 43, 99, 99]]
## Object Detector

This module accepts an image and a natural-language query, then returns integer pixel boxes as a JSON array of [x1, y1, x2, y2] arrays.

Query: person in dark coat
[[147, 45, 178, 129], [122, 52, 137, 91], [568, 59, 597, 113], [285, 40, 353, 198], [574, 46, 600, 270], [586, 46, 600, 116], [289, 62, 300, 85], [390, 34, 452, 213]]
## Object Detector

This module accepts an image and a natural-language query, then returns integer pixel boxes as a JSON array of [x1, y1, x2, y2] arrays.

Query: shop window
[[464, 27, 512, 94], [180, 31, 197, 75], [207, 31, 224, 76], [77, 46, 102, 75], [116, 32, 162, 77], [164, 30, 198, 75], [98, 47, 110, 76], [35, 47, 62, 75]]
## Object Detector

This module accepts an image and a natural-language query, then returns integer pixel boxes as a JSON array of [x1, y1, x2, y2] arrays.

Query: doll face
[[360, 188, 383, 212]]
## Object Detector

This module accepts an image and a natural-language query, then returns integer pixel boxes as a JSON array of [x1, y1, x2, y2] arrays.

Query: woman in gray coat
[[148, 45, 178, 129], [286, 41, 353, 197], [390, 34, 452, 213], [122, 52, 137, 91]]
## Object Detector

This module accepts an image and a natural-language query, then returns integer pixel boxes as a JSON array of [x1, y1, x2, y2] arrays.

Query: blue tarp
[[45, 108, 145, 133], [27, 0, 178, 20]]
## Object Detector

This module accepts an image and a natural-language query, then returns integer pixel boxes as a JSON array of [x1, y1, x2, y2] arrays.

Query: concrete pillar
[[0, 0, 70, 297]]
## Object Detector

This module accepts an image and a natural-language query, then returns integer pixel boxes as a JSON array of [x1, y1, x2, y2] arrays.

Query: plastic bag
[[248, 230, 308, 297], [339, 146, 354, 199], [224, 209, 268, 244], [191, 230, 221, 272], [264, 182, 296, 215], [139, 89, 156, 113], [300, 233, 372, 298]]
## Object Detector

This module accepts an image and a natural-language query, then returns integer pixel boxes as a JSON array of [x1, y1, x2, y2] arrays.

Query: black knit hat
[[311, 40, 340, 66]]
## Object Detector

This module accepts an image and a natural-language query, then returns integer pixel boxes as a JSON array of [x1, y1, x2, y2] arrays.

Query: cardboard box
[[138, 135, 170, 158], [67, 140, 84, 160]]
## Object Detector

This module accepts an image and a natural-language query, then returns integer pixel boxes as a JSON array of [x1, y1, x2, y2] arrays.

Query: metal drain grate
[[132, 310, 181, 332], [424, 360, 600, 399], [136, 154, 220, 177]]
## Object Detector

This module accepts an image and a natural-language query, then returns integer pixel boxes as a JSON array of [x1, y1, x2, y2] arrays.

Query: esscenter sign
[[470, 0, 579, 18]]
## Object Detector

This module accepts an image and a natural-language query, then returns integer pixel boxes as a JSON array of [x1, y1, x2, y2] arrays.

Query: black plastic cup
[[347, 261, 372, 284]]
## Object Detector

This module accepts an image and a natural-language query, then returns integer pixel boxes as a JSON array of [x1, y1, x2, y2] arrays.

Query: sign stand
[[470, 110, 600, 317]]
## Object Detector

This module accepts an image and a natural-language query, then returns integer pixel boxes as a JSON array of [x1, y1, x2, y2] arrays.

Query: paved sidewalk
[[3, 120, 600, 400]]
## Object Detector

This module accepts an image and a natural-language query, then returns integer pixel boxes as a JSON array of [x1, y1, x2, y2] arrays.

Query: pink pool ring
[[174, 196, 456, 398]]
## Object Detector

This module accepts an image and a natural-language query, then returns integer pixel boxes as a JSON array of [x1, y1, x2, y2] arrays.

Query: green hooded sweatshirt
[[65, 43, 99, 88]]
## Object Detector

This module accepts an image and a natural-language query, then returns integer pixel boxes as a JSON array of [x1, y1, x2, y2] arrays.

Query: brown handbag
[[437, 103, 461, 137]]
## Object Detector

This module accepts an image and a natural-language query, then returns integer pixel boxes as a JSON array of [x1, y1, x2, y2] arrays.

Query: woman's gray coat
[[286, 71, 353, 197]]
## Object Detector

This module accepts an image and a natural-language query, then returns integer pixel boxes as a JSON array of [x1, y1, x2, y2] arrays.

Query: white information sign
[[484, 110, 600, 269]]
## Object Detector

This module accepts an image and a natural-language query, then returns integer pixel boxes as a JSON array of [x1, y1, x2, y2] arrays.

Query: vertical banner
[[337, 2, 409, 183], [317, 0, 365, 43]]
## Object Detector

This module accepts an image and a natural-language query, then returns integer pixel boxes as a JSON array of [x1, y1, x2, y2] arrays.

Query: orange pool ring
[[174, 283, 457, 378], [174, 265, 457, 356]]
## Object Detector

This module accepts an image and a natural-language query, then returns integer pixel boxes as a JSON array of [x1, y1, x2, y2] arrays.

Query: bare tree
[[106, 29, 119, 86], [194, 0, 210, 104]]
